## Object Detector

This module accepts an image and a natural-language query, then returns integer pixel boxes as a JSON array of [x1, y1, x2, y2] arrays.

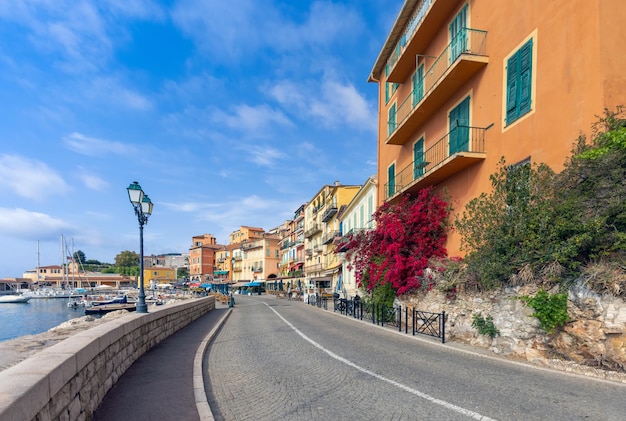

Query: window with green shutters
[[412, 64, 424, 107], [449, 96, 470, 154], [388, 163, 396, 197], [450, 5, 468, 63], [388, 103, 397, 136], [506, 39, 533, 125], [413, 137, 425, 178]]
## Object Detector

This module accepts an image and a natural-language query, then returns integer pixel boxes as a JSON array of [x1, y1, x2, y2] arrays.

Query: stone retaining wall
[[0, 296, 215, 421], [401, 284, 626, 383]]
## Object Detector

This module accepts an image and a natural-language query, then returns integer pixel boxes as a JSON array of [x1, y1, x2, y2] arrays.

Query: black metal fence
[[306, 294, 328, 310], [332, 297, 446, 343]]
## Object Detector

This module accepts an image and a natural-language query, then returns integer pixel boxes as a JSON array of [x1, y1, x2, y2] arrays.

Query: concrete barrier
[[0, 296, 215, 421]]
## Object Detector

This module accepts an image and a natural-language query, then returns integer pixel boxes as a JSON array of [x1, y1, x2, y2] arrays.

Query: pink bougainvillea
[[338, 187, 449, 296]]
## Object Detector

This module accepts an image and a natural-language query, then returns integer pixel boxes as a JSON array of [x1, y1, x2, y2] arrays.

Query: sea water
[[0, 298, 85, 342]]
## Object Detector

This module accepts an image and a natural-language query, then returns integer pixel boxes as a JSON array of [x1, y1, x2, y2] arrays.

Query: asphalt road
[[204, 295, 626, 421]]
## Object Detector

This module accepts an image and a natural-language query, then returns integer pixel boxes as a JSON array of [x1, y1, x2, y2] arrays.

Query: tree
[[72, 250, 86, 264], [338, 187, 449, 296], [177, 267, 189, 279], [115, 250, 139, 268]]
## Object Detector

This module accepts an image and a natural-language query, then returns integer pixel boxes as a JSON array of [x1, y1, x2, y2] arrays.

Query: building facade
[[338, 176, 378, 298], [189, 234, 220, 282], [304, 182, 360, 292], [369, 0, 626, 256]]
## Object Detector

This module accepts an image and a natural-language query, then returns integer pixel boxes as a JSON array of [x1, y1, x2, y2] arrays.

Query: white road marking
[[266, 303, 498, 421]]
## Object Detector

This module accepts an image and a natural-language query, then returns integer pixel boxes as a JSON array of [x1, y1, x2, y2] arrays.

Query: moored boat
[[0, 294, 31, 303], [84, 303, 136, 315]]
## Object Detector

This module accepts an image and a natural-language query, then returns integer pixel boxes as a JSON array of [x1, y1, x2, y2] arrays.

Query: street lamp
[[231, 257, 236, 282], [127, 181, 153, 314]]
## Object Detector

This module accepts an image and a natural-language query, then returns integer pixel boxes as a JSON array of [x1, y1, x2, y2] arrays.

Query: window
[[449, 5, 468, 62], [388, 163, 396, 197], [384, 65, 399, 104], [412, 64, 424, 107], [388, 103, 397, 136], [449, 96, 470, 154], [413, 137, 425, 178], [506, 39, 533, 125]]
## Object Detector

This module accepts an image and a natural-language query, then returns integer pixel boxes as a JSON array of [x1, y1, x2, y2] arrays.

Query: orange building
[[189, 234, 220, 282], [369, 0, 626, 255]]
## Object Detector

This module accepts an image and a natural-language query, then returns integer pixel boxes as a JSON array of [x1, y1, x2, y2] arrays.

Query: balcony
[[242, 241, 263, 250], [321, 205, 338, 222], [305, 248, 313, 256], [385, 126, 487, 200], [313, 245, 322, 254], [252, 266, 263, 273], [280, 240, 292, 250], [386, 0, 465, 83], [322, 231, 341, 244], [304, 263, 323, 273], [304, 224, 322, 238], [386, 28, 488, 145]]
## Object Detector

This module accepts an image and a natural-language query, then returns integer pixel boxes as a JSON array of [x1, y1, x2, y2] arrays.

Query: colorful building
[[189, 234, 220, 282], [369, 0, 626, 255]]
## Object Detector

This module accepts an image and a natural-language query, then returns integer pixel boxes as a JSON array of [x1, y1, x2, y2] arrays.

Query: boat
[[84, 303, 136, 315], [0, 294, 32, 303], [89, 295, 128, 307]]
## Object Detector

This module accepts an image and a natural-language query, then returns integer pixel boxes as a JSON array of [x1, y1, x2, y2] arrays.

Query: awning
[[213, 270, 229, 275], [233, 282, 248, 287], [243, 281, 261, 287]]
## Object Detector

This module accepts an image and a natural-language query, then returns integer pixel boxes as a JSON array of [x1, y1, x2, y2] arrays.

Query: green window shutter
[[388, 163, 395, 197], [506, 39, 533, 124], [449, 5, 468, 62], [519, 39, 533, 114], [412, 65, 424, 107], [449, 97, 470, 154], [388, 103, 397, 136], [413, 137, 425, 178]]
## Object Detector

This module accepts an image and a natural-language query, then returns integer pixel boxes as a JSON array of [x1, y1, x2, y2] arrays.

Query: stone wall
[[0, 297, 215, 420], [400, 284, 626, 383]]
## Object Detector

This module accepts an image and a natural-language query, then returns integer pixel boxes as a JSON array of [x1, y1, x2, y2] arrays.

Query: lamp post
[[127, 181, 153, 314], [231, 257, 236, 282]]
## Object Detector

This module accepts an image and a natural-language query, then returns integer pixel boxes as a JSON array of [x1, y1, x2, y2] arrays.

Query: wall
[[402, 285, 626, 383], [0, 297, 215, 420]]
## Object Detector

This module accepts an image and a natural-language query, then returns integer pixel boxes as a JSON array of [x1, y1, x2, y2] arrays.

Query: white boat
[[0, 294, 31, 303]]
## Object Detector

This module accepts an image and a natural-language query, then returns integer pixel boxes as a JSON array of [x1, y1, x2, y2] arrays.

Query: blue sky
[[0, 0, 397, 277]]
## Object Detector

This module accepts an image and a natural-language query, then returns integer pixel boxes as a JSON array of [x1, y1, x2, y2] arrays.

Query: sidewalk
[[94, 304, 231, 421]]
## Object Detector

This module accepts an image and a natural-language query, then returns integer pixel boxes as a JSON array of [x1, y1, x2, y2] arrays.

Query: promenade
[[93, 303, 231, 421]]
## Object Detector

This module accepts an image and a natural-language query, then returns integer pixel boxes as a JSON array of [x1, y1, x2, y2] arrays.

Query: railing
[[388, 28, 487, 137], [305, 248, 313, 256], [384, 125, 486, 199], [304, 224, 321, 238], [321, 205, 338, 222], [386, 0, 434, 72], [322, 230, 341, 244], [306, 294, 327, 309], [280, 240, 292, 250], [304, 263, 323, 272], [329, 298, 445, 343]]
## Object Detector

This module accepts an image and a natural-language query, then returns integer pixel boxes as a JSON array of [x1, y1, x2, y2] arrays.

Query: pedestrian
[[287, 286, 292, 300]]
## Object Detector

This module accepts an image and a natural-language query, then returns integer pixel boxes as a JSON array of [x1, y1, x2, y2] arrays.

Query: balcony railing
[[386, 0, 434, 73], [322, 230, 341, 244], [321, 205, 338, 222], [304, 224, 321, 238], [387, 28, 488, 145], [304, 263, 323, 273], [385, 125, 487, 200], [305, 248, 313, 256], [242, 241, 263, 250], [280, 240, 292, 250]]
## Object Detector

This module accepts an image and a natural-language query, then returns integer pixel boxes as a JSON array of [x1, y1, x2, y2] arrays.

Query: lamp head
[[127, 181, 143, 205], [141, 195, 153, 215]]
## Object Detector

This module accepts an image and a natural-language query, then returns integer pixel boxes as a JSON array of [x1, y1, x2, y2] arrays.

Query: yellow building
[[141, 266, 176, 288], [304, 182, 360, 291], [369, 0, 626, 256]]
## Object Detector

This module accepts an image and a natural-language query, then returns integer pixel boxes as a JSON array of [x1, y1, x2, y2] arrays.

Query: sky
[[0, 0, 399, 277]]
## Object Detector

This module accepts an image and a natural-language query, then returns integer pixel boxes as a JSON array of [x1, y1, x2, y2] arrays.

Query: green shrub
[[471, 313, 500, 338], [520, 289, 570, 333]]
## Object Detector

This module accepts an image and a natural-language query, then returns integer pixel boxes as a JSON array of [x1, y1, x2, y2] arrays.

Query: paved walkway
[[94, 304, 231, 421]]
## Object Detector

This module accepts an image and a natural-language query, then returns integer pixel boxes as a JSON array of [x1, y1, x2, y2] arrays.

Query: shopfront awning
[[213, 270, 229, 275]]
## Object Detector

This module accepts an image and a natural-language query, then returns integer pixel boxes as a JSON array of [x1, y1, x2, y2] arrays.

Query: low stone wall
[[0, 296, 215, 420], [401, 284, 626, 383]]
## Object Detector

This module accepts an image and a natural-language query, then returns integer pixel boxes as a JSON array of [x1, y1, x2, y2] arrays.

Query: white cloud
[[63, 132, 137, 156], [79, 172, 109, 191], [0, 207, 71, 240], [215, 104, 293, 134], [245, 144, 285, 167], [269, 78, 376, 131], [0, 155, 69, 200]]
